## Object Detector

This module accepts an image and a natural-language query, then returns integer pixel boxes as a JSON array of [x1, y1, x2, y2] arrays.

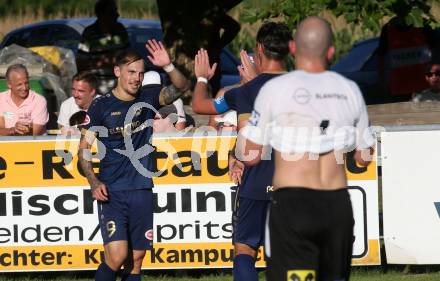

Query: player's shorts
[[232, 194, 270, 249], [266, 187, 354, 281], [97, 189, 153, 250]]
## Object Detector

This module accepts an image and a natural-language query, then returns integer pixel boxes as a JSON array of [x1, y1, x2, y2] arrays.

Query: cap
[[142, 71, 161, 86]]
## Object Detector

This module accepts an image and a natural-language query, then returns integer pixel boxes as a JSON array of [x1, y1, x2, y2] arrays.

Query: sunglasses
[[426, 71, 440, 78]]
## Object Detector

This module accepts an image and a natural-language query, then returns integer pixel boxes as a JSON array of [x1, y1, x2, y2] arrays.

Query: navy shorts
[[97, 189, 153, 250], [232, 195, 270, 249]]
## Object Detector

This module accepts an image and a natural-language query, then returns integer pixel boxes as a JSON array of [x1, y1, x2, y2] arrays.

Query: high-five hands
[[195, 48, 217, 80], [238, 50, 258, 83], [145, 39, 171, 67]]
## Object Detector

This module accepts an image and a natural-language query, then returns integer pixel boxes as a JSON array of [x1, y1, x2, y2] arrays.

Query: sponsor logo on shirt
[[293, 88, 312, 104], [315, 93, 348, 100], [249, 110, 260, 126], [111, 111, 121, 116]]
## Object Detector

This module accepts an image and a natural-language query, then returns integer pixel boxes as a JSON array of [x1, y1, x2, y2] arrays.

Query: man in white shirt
[[57, 71, 98, 135], [238, 16, 375, 281]]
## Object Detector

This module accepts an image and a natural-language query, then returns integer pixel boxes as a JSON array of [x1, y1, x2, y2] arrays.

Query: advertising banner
[[0, 135, 380, 271], [382, 131, 440, 264]]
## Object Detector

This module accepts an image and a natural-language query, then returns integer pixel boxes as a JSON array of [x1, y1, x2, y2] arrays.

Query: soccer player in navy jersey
[[192, 22, 292, 281], [78, 40, 189, 281]]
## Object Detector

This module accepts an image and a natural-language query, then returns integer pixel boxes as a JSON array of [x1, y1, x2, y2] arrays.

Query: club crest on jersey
[[83, 114, 90, 126]]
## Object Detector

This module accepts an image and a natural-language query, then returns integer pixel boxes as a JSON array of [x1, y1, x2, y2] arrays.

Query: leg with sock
[[233, 254, 258, 281], [95, 262, 117, 281]]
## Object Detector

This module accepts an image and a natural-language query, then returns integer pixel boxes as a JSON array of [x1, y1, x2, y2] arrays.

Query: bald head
[[294, 17, 333, 60]]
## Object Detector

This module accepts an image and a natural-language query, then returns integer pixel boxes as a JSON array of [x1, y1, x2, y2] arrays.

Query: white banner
[[382, 131, 440, 264]]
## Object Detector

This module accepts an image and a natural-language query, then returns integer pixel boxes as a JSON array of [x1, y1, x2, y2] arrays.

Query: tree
[[157, 0, 242, 95], [240, 0, 440, 32]]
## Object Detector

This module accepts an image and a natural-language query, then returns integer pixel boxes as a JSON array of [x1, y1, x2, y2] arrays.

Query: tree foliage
[[240, 0, 440, 32], [0, 0, 158, 17]]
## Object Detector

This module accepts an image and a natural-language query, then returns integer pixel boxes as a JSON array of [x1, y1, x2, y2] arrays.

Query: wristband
[[197, 77, 208, 84], [163, 63, 175, 73]]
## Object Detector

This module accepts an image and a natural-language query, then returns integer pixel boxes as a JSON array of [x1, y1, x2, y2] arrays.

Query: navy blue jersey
[[83, 86, 161, 191], [225, 73, 282, 200]]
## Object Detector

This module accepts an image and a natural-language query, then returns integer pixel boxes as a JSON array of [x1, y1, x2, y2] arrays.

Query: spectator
[[214, 110, 237, 132], [0, 64, 48, 136], [142, 70, 187, 131], [58, 71, 98, 135], [377, 5, 433, 100], [76, 0, 129, 73], [412, 61, 440, 102]]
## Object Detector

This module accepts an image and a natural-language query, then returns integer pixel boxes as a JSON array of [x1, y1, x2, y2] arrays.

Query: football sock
[[95, 262, 117, 281], [233, 254, 258, 281]]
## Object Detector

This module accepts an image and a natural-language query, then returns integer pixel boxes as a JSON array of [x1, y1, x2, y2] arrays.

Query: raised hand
[[238, 50, 258, 83], [194, 48, 217, 80], [146, 39, 171, 67]]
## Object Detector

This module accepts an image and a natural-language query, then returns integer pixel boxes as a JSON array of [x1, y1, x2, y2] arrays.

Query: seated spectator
[[0, 64, 48, 136], [142, 70, 187, 130], [214, 110, 237, 132], [412, 61, 440, 102], [57, 71, 98, 135]]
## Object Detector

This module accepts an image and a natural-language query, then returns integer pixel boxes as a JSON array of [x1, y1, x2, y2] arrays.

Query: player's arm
[[192, 48, 228, 115], [78, 130, 108, 201], [236, 84, 273, 166], [236, 129, 263, 166], [352, 82, 375, 167], [145, 39, 190, 105]]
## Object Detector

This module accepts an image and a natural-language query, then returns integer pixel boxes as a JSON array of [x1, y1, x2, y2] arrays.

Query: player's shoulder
[[89, 93, 110, 108], [139, 84, 162, 99]]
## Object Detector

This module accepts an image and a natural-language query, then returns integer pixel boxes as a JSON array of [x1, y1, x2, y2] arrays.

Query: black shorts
[[266, 188, 354, 281]]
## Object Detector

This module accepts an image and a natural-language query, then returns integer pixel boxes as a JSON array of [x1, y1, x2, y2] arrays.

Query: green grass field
[[2, 268, 440, 281]]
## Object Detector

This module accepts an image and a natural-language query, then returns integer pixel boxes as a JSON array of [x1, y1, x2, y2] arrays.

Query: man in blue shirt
[[78, 39, 189, 281], [192, 22, 292, 281]]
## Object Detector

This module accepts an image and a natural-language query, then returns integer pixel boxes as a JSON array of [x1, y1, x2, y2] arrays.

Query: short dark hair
[[95, 0, 116, 17], [72, 71, 98, 89], [256, 22, 292, 61], [5, 64, 28, 81], [115, 49, 144, 67]]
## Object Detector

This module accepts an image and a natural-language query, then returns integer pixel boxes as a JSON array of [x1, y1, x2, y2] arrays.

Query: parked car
[[331, 38, 382, 104], [332, 28, 440, 105], [0, 18, 241, 89]]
